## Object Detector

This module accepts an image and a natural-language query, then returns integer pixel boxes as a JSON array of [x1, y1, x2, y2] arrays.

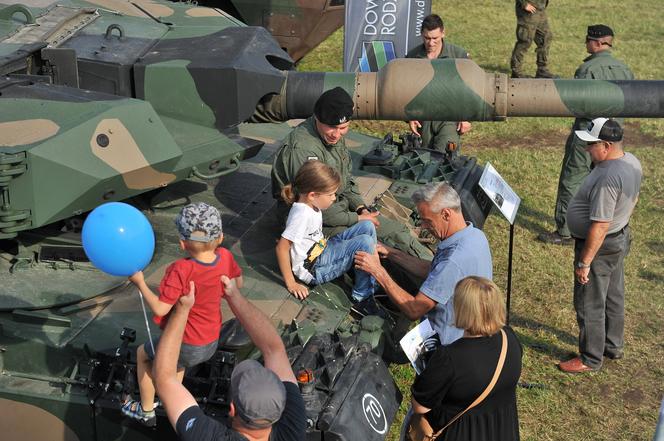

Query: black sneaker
[[511, 72, 532, 79], [351, 297, 386, 318], [537, 231, 574, 245]]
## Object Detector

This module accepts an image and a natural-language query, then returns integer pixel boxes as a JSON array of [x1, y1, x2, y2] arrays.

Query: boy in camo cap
[[123, 202, 243, 427]]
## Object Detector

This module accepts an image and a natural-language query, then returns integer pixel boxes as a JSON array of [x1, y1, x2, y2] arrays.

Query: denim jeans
[[312, 221, 376, 301]]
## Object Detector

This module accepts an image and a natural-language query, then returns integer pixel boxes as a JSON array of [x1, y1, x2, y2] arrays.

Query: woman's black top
[[411, 326, 523, 441]]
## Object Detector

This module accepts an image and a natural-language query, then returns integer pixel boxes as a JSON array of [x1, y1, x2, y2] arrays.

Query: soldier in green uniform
[[405, 14, 472, 154], [510, 0, 556, 78], [539, 25, 634, 245], [272, 87, 433, 259]]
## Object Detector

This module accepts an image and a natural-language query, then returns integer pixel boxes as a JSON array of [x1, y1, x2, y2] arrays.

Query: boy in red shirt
[[122, 202, 242, 426]]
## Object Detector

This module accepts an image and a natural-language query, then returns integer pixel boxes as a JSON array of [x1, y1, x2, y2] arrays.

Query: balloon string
[[138, 289, 156, 356]]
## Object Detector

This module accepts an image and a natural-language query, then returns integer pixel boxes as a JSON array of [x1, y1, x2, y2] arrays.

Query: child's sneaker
[[351, 296, 386, 319], [121, 400, 156, 427]]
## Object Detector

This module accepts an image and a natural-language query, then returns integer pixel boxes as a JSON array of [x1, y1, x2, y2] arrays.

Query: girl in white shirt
[[275, 161, 377, 304]]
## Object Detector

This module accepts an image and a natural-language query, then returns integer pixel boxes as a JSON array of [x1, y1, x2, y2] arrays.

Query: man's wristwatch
[[356, 205, 367, 215], [576, 261, 591, 269]]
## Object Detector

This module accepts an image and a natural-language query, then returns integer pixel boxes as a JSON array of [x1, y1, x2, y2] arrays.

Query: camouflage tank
[[2, 0, 664, 440]]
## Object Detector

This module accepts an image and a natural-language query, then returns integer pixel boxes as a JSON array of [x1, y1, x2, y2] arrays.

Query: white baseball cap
[[575, 117, 623, 142]]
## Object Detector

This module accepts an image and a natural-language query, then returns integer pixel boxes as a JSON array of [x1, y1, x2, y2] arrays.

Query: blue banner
[[344, 0, 431, 72]]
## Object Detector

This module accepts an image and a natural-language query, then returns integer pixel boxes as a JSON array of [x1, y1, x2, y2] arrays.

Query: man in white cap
[[154, 277, 305, 440], [558, 118, 641, 373]]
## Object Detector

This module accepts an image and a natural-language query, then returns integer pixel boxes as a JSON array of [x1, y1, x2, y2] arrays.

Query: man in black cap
[[271, 86, 379, 232], [538, 24, 634, 245], [558, 118, 641, 373], [154, 277, 306, 440]]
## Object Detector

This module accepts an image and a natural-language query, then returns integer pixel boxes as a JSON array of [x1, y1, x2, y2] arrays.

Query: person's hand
[[456, 121, 472, 135], [354, 250, 383, 277], [178, 281, 195, 310], [375, 242, 390, 258], [524, 2, 536, 13], [128, 271, 145, 286], [286, 282, 309, 300], [358, 210, 380, 227], [575, 266, 590, 285], [221, 275, 241, 298], [408, 120, 422, 136]]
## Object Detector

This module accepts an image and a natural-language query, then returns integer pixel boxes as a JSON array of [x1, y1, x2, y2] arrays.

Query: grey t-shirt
[[567, 152, 642, 238]]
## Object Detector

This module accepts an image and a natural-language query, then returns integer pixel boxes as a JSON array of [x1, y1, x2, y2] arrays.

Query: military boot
[[511, 71, 532, 79], [535, 69, 559, 79]]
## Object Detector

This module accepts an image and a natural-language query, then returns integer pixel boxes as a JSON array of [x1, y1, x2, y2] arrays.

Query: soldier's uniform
[[272, 116, 364, 228], [406, 42, 469, 153], [554, 47, 634, 238], [510, 0, 554, 78], [272, 117, 433, 259]]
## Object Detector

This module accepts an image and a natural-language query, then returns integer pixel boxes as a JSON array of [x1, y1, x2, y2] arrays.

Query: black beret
[[587, 24, 614, 40], [314, 87, 354, 126]]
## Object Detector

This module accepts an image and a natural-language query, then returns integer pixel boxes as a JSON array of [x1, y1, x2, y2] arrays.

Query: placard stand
[[478, 163, 521, 324]]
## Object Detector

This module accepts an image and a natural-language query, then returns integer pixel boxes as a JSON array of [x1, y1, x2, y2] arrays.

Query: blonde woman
[[409, 276, 522, 440]]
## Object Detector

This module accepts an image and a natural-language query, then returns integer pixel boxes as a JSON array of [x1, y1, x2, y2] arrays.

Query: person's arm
[[128, 271, 173, 317], [276, 237, 309, 299], [221, 276, 297, 383], [409, 120, 422, 136], [377, 244, 431, 279], [456, 121, 472, 135], [411, 398, 432, 415], [355, 250, 436, 320], [575, 221, 610, 284], [154, 282, 197, 429], [321, 200, 359, 227]]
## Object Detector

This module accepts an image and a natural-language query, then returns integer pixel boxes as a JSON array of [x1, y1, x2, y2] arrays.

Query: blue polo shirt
[[420, 223, 493, 345]]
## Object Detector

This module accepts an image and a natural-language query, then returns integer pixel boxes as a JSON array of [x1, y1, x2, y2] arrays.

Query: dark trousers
[[555, 131, 591, 237], [573, 227, 630, 369]]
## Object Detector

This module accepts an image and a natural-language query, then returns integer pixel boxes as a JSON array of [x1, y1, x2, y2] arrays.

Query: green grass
[[299, 1, 664, 440]]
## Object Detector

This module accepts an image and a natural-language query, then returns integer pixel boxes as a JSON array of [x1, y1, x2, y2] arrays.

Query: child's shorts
[[143, 338, 218, 369]]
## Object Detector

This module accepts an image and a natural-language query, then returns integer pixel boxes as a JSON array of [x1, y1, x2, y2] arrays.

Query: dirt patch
[[474, 130, 567, 150], [599, 384, 612, 398], [354, 120, 663, 151], [622, 388, 645, 406], [472, 121, 662, 150]]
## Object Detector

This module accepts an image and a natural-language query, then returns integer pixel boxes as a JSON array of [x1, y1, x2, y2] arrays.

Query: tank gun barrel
[[273, 59, 664, 121]]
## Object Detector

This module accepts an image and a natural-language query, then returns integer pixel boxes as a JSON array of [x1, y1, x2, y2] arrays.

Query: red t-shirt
[[155, 247, 242, 345]]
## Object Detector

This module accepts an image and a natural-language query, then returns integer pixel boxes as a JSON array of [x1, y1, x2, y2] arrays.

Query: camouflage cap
[[174, 202, 223, 242]]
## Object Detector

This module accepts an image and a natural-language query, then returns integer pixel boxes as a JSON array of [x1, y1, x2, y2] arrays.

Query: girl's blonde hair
[[281, 160, 341, 205], [454, 276, 506, 336]]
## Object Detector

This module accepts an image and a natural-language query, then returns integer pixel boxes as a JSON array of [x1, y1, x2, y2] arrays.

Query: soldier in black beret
[[271, 87, 379, 231], [271, 87, 433, 258]]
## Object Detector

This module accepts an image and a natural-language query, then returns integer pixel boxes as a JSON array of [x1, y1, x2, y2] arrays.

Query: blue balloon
[[82, 202, 155, 276]]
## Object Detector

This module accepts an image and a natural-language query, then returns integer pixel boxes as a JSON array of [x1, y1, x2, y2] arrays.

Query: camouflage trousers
[[554, 131, 591, 237], [510, 12, 553, 76]]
